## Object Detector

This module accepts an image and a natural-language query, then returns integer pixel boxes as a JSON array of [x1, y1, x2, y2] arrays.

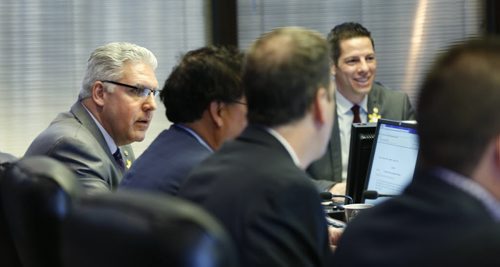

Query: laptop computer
[[363, 119, 419, 205]]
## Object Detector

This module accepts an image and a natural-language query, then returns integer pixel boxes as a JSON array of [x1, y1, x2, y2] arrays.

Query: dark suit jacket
[[178, 125, 333, 267], [308, 82, 415, 191], [120, 124, 212, 195], [24, 101, 134, 193], [332, 169, 500, 267]]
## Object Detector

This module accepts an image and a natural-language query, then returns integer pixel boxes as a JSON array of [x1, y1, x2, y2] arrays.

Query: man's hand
[[328, 226, 344, 250], [329, 182, 346, 203]]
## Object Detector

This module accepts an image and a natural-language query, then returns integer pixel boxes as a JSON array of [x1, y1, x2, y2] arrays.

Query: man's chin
[[131, 132, 147, 143], [355, 86, 372, 95]]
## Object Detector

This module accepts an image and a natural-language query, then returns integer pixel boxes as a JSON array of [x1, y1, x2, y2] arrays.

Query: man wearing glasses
[[120, 46, 247, 196], [25, 42, 159, 194]]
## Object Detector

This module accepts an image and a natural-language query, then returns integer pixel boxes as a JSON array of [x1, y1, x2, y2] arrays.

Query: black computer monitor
[[363, 119, 419, 205], [346, 122, 377, 204]]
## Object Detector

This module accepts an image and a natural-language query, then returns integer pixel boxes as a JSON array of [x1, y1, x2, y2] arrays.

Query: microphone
[[363, 190, 397, 200], [319, 192, 353, 204]]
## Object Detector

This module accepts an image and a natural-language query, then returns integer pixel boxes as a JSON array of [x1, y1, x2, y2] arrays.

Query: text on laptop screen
[[364, 120, 419, 205]]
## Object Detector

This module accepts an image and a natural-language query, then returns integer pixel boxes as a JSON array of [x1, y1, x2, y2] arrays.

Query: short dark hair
[[243, 27, 331, 127], [327, 22, 374, 66], [160, 46, 244, 123], [417, 37, 500, 176]]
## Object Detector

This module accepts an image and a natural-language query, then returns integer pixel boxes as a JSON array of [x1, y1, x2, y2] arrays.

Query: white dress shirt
[[336, 90, 368, 181]]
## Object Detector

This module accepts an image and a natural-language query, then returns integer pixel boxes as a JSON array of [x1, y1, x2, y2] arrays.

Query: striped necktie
[[113, 148, 125, 170]]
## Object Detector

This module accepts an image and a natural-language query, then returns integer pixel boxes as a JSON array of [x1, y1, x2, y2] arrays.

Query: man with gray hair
[[25, 42, 159, 194]]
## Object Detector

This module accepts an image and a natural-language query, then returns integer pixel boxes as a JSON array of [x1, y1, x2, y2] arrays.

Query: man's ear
[[313, 87, 329, 124], [495, 136, 500, 168], [92, 81, 106, 107], [209, 101, 224, 128], [330, 64, 336, 76]]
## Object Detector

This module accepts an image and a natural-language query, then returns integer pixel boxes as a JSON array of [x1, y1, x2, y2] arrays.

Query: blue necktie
[[113, 148, 125, 170]]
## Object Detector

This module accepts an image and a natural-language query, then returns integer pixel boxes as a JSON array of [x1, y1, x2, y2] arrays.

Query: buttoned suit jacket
[[332, 169, 500, 267], [120, 124, 212, 195], [308, 82, 415, 191], [178, 125, 333, 267], [24, 101, 134, 193]]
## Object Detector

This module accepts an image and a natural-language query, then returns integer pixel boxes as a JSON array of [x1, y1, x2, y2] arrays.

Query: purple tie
[[351, 105, 361, 123]]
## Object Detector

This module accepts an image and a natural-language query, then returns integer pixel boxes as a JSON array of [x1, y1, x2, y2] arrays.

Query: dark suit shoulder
[[333, 171, 495, 266], [179, 127, 319, 207], [179, 135, 330, 267], [121, 127, 212, 194]]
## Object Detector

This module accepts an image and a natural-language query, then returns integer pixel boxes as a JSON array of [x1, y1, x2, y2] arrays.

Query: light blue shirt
[[176, 124, 214, 153], [435, 168, 500, 221]]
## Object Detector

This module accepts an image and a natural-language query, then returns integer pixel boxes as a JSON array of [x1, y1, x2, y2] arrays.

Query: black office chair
[[61, 190, 236, 267], [0, 161, 22, 267], [1, 156, 81, 267]]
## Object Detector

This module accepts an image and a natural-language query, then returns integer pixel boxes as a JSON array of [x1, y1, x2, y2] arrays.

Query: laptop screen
[[364, 119, 419, 205]]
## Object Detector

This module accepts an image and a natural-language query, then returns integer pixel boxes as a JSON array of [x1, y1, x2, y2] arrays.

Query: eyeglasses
[[231, 100, 247, 106], [102, 80, 160, 98]]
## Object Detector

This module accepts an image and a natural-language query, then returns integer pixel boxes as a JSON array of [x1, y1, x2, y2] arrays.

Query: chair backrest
[[61, 190, 236, 267], [1, 156, 81, 267], [0, 152, 17, 164], [0, 161, 22, 267]]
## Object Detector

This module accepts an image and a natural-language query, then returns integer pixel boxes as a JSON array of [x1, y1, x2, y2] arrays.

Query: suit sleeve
[[44, 136, 111, 193]]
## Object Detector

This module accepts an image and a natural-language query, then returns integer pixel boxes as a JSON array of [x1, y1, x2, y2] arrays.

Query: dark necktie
[[113, 148, 125, 170], [351, 104, 361, 123]]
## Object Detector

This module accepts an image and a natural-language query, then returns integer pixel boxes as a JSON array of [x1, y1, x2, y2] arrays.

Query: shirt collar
[[175, 124, 214, 152], [265, 127, 300, 167], [336, 89, 368, 115], [83, 105, 118, 154], [434, 167, 500, 221]]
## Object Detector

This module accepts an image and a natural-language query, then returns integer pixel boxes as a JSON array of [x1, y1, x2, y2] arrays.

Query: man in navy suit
[[179, 27, 336, 267], [307, 22, 415, 193], [25, 42, 159, 194], [332, 38, 500, 266], [120, 46, 247, 195]]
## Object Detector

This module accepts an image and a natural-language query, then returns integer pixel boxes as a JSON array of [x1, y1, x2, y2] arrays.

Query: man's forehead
[[339, 37, 375, 57]]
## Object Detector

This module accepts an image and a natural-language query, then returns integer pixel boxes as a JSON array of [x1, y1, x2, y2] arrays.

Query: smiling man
[[25, 42, 159, 194], [307, 22, 415, 193]]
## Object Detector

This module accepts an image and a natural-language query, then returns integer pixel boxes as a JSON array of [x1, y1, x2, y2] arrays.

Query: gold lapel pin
[[368, 107, 381, 123]]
